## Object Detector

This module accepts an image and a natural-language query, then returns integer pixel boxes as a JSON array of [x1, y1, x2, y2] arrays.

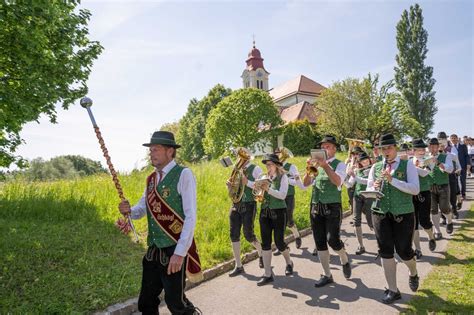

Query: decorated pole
[[80, 97, 139, 243]]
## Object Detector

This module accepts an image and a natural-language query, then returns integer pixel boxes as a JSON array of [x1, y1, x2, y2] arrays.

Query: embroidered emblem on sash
[[169, 220, 183, 234]]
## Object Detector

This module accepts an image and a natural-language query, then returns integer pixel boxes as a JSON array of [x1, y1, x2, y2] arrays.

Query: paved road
[[153, 179, 473, 315]]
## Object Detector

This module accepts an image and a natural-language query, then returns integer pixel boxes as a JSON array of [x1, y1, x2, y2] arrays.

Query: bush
[[282, 120, 320, 155]]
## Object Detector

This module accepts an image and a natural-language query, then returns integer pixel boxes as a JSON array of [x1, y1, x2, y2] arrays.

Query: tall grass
[[0, 155, 349, 313]]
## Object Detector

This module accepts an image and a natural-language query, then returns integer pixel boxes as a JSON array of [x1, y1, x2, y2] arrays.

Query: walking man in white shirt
[[119, 131, 202, 315]]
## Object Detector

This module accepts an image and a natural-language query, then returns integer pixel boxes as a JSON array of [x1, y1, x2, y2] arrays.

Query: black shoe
[[409, 274, 419, 292], [312, 248, 318, 256], [273, 250, 281, 256], [257, 274, 274, 286], [285, 262, 294, 276], [314, 275, 333, 287], [381, 289, 401, 304], [342, 262, 351, 279], [415, 249, 422, 260], [259, 256, 264, 269], [434, 232, 442, 240], [228, 266, 244, 277], [446, 223, 454, 234], [355, 246, 366, 255], [295, 237, 302, 249], [429, 239, 436, 252]]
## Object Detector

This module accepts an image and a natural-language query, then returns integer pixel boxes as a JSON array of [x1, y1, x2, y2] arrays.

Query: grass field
[[0, 155, 349, 313], [406, 203, 474, 313]]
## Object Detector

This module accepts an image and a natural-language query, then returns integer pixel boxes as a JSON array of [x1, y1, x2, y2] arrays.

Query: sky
[[13, 0, 473, 172]]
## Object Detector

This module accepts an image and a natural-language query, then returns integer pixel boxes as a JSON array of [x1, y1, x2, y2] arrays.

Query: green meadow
[[0, 155, 349, 313]]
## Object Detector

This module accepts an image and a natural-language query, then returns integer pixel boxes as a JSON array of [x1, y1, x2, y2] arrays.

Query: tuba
[[252, 174, 272, 203], [345, 138, 367, 158], [228, 147, 251, 203], [276, 147, 293, 164]]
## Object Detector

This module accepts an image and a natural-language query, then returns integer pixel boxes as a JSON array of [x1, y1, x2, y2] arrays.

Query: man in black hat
[[411, 139, 436, 258], [367, 134, 420, 304], [303, 135, 351, 287], [428, 136, 454, 239], [118, 131, 201, 315], [346, 146, 365, 215], [226, 147, 264, 277]]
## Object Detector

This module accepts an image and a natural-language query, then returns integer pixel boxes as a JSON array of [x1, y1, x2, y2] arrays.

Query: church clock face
[[257, 71, 263, 78]]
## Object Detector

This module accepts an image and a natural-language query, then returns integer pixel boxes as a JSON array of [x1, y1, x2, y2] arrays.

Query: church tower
[[241, 40, 269, 90]]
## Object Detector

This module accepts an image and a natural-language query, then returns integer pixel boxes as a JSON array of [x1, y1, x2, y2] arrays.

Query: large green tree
[[0, 1, 103, 167], [315, 74, 422, 144], [282, 120, 320, 156], [176, 84, 231, 162], [394, 3, 436, 138], [204, 88, 283, 158]]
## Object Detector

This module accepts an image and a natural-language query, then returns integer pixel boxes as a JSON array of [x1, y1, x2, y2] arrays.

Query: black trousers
[[353, 195, 373, 228], [138, 245, 195, 315], [372, 212, 415, 260], [460, 168, 467, 197], [259, 208, 287, 251], [413, 190, 433, 230], [431, 184, 451, 215], [448, 174, 459, 210], [229, 201, 258, 243], [285, 194, 296, 228], [310, 202, 344, 251]]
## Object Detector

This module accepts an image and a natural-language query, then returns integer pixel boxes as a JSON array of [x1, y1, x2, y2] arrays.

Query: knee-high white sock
[[424, 227, 434, 240], [281, 248, 292, 265], [289, 225, 300, 238], [446, 212, 453, 224], [318, 250, 332, 277], [413, 230, 421, 251], [232, 242, 242, 268], [355, 226, 364, 248], [382, 258, 398, 292], [432, 213, 441, 234], [335, 248, 349, 265], [252, 240, 262, 257], [262, 250, 272, 277], [403, 258, 418, 277]]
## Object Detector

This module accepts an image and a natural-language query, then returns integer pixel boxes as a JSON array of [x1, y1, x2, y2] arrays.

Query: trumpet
[[306, 161, 320, 177], [252, 174, 272, 203]]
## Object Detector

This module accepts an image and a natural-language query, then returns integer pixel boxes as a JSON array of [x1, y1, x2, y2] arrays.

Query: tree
[[394, 3, 436, 138], [160, 121, 180, 135], [315, 74, 422, 144], [176, 84, 232, 162], [204, 88, 283, 158], [282, 120, 320, 156], [62, 155, 107, 176], [0, 1, 103, 167]]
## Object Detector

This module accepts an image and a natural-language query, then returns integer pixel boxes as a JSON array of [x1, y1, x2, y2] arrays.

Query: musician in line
[[367, 134, 420, 304], [118, 131, 201, 314], [273, 147, 306, 256], [345, 152, 373, 255], [371, 138, 383, 162], [411, 139, 436, 258], [226, 148, 264, 277], [428, 137, 454, 239], [257, 153, 293, 286], [346, 146, 365, 215], [303, 135, 351, 288]]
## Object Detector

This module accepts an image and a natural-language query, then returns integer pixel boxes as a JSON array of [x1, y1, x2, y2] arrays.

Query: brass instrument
[[306, 161, 320, 177], [346, 138, 367, 158], [276, 147, 294, 164], [252, 174, 272, 203], [228, 147, 251, 203], [371, 160, 387, 212]]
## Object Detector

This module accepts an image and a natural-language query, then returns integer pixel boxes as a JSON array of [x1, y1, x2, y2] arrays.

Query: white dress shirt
[[308, 157, 346, 191], [345, 172, 369, 188], [284, 162, 307, 190], [411, 157, 430, 177], [367, 156, 420, 195], [130, 160, 197, 257], [268, 173, 289, 200]]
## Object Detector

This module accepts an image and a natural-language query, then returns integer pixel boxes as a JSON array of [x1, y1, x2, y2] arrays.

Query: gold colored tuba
[[228, 147, 251, 203], [275, 147, 293, 164]]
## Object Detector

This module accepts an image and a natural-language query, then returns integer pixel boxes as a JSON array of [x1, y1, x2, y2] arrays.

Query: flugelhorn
[[252, 174, 272, 203]]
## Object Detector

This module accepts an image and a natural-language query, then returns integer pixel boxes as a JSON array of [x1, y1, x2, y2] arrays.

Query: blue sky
[[15, 0, 473, 171]]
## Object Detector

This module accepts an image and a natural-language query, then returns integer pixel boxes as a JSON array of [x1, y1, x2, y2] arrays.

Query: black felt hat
[[412, 138, 428, 148], [262, 153, 283, 166], [143, 131, 181, 148], [316, 135, 338, 148], [378, 134, 397, 147]]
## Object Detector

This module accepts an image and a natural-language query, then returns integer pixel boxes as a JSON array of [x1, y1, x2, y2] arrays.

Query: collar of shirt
[[156, 159, 176, 178], [327, 156, 336, 163]]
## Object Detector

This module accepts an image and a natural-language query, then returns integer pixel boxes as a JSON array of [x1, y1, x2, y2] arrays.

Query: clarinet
[[372, 160, 387, 213]]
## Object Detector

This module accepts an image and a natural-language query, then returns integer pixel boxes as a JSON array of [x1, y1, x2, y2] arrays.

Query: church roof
[[269, 75, 326, 102], [279, 101, 318, 124], [246, 45, 269, 73]]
